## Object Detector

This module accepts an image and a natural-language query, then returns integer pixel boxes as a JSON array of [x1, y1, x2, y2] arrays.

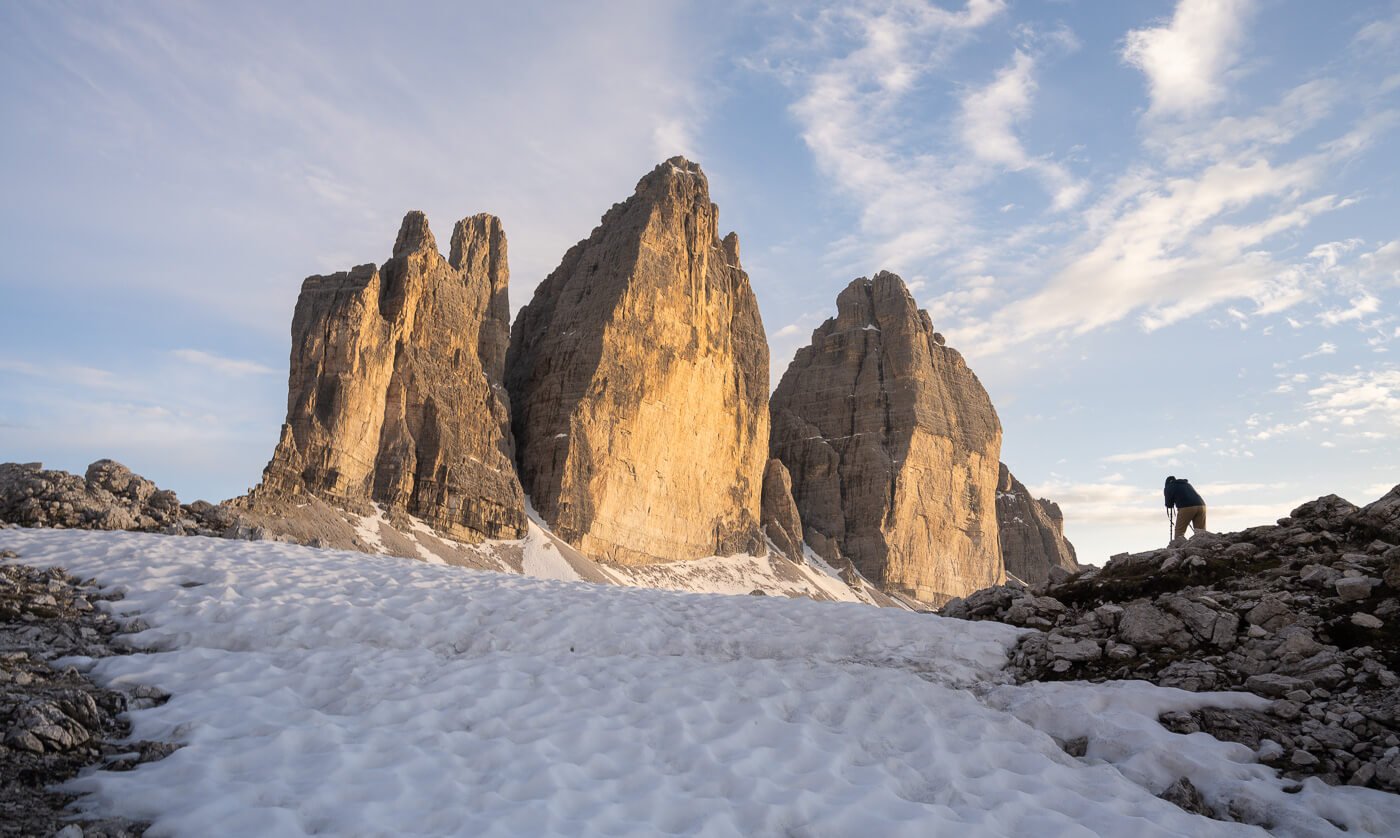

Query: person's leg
[[1174, 507, 1195, 539], [1192, 506, 1208, 534]]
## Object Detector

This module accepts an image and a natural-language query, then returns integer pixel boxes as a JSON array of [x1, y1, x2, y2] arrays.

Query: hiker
[[1164, 475, 1208, 543]]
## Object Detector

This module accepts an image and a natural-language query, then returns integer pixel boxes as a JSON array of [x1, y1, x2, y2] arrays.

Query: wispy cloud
[[172, 349, 276, 377], [773, 1, 1009, 273], [1305, 367, 1400, 430], [1102, 444, 1193, 463], [958, 49, 1085, 209]]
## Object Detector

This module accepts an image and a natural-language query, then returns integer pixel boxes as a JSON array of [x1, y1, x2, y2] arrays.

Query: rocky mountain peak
[[770, 270, 1005, 606], [259, 209, 525, 543], [506, 158, 769, 565], [392, 210, 437, 257], [997, 462, 1078, 586]]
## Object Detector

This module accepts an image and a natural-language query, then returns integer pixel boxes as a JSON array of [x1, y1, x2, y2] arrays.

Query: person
[[1164, 475, 1208, 542]]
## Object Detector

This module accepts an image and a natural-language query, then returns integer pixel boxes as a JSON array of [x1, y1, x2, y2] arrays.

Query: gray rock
[[1118, 601, 1192, 650], [1246, 596, 1296, 631], [1158, 776, 1213, 817], [1335, 576, 1379, 601], [1246, 673, 1315, 698], [1291, 749, 1320, 767], [1299, 564, 1342, 588], [1351, 612, 1383, 629], [1048, 636, 1101, 663], [1105, 641, 1137, 660]]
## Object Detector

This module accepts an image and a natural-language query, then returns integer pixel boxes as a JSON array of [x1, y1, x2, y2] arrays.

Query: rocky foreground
[[944, 486, 1400, 797], [1, 542, 173, 837]]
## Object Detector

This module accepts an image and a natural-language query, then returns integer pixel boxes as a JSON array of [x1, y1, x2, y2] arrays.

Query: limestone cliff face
[[506, 157, 769, 565], [997, 463, 1078, 585], [761, 459, 804, 561], [260, 211, 526, 542], [770, 272, 1004, 605]]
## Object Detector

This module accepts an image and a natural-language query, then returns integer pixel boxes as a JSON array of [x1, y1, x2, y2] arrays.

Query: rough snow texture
[[260, 211, 526, 543], [506, 157, 770, 566], [771, 272, 1005, 606], [997, 462, 1078, 585], [6, 530, 1400, 837]]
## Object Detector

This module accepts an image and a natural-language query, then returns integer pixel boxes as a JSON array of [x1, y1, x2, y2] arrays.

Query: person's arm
[[1164, 484, 1173, 508]]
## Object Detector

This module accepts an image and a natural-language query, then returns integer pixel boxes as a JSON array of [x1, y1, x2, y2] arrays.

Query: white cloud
[[1305, 367, 1400, 429], [773, 324, 802, 338], [1303, 342, 1338, 359], [777, 1, 1012, 273], [1318, 293, 1381, 327], [1121, 0, 1254, 117], [958, 50, 1085, 209], [1102, 443, 1193, 463], [172, 349, 276, 377]]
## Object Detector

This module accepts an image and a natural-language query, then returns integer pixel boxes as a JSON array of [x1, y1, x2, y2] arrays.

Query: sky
[[2, 0, 1398, 566]]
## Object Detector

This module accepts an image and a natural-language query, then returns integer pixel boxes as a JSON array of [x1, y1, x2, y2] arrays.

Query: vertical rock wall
[[996, 463, 1078, 585], [260, 211, 526, 542], [770, 272, 1005, 605], [506, 157, 770, 565]]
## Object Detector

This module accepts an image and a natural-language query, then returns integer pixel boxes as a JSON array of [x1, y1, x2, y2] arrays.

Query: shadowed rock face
[[770, 271, 1004, 606], [260, 211, 526, 542], [506, 157, 769, 565], [997, 463, 1078, 585], [761, 459, 804, 561]]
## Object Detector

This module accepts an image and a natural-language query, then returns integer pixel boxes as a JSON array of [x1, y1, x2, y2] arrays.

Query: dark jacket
[[1164, 477, 1205, 509]]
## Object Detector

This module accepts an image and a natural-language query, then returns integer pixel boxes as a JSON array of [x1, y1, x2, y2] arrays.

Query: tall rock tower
[[260, 211, 527, 542], [506, 157, 770, 565], [996, 463, 1078, 585], [770, 272, 1004, 606]]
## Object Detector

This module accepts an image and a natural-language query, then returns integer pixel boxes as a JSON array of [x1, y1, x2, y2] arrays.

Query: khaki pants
[[1174, 506, 1208, 539]]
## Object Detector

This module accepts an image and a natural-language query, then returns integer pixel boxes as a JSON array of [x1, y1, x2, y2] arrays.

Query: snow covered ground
[[4, 529, 1400, 837]]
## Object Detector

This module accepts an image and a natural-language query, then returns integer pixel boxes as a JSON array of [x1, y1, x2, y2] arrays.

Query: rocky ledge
[[943, 485, 1400, 795], [1, 549, 175, 837]]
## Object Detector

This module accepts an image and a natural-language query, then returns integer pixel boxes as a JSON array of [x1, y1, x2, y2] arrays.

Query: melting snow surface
[[4, 529, 1399, 837]]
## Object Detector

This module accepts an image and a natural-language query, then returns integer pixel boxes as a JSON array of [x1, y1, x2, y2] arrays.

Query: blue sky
[[2, 0, 1398, 565]]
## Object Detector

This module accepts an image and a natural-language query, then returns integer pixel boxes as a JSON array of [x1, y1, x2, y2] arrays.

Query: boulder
[[1117, 601, 1191, 651], [770, 271, 1004, 606], [506, 158, 768, 564], [1350, 485, 1400, 542]]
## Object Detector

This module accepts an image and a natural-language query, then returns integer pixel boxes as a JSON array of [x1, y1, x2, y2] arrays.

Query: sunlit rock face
[[506, 157, 769, 565], [770, 271, 1005, 606], [261, 211, 526, 542]]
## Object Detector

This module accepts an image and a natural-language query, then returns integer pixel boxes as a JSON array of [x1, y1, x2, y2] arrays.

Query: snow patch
[[2, 529, 1397, 836]]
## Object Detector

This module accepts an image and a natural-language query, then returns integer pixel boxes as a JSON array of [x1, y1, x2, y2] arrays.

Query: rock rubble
[[943, 485, 1400, 795], [2, 555, 174, 836], [0, 461, 237, 538]]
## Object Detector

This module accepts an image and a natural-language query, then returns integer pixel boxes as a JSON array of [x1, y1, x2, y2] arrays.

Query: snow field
[[5, 529, 1400, 836]]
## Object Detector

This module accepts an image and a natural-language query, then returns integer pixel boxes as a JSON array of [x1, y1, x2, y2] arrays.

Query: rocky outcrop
[[997, 463, 1078, 586], [943, 484, 1400, 796], [1, 559, 173, 836], [769, 271, 1004, 606], [260, 211, 526, 543], [761, 459, 804, 561], [1, 460, 186, 533], [506, 157, 769, 565]]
